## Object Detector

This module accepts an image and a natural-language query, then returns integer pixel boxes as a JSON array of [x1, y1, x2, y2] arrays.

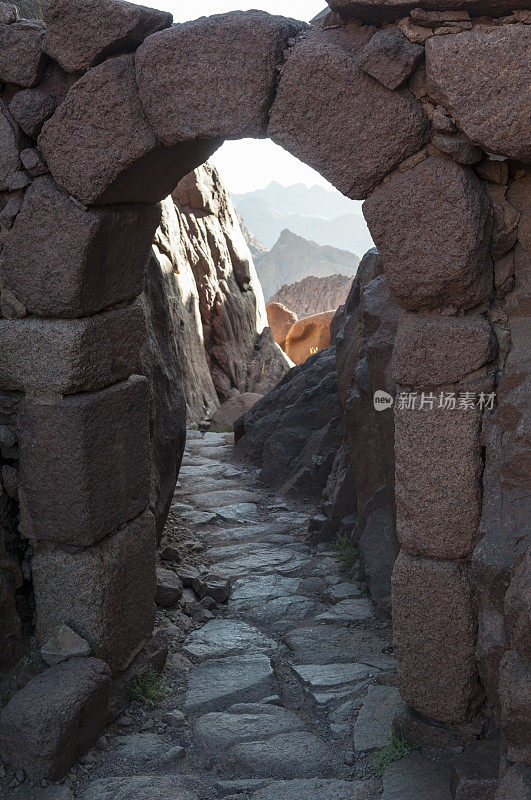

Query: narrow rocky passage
[[47, 431, 451, 800]]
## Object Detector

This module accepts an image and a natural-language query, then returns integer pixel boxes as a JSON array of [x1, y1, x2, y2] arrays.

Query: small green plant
[[371, 730, 413, 777], [361, 583, 371, 598], [128, 666, 167, 706], [335, 532, 358, 567], [209, 424, 234, 433]]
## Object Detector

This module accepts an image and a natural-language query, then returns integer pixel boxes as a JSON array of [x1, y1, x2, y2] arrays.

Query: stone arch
[[0, 0, 529, 787]]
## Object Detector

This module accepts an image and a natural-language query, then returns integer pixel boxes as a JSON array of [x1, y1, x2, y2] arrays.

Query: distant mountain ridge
[[270, 273, 354, 319], [254, 228, 360, 300], [233, 181, 374, 255]]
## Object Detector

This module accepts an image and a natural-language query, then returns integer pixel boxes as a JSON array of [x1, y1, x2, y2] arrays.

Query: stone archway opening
[[0, 0, 529, 793]]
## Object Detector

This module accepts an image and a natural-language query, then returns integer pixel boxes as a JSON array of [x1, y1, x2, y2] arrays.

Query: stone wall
[[0, 0, 528, 787]]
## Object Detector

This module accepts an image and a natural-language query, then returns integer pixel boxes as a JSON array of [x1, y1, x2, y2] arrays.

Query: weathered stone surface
[[32, 511, 156, 673], [269, 28, 429, 199], [41, 624, 91, 665], [504, 554, 531, 657], [395, 403, 483, 559], [432, 134, 482, 166], [393, 313, 497, 387], [358, 27, 424, 90], [267, 302, 298, 350], [496, 763, 531, 800], [82, 775, 198, 800], [140, 248, 186, 538], [231, 731, 335, 778], [323, 252, 400, 612], [0, 102, 20, 190], [8, 88, 57, 138], [155, 567, 183, 607], [392, 551, 482, 723], [39, 54, 219, 205], [450, 741, 499, 800], [363, 155, 492, 311], [0, 570, 23, 669], [285, 624, 390, 666], [0, 301, 145, 394], [0, 657, 110, 780], [136, 11, 301, 144], [43, 0, 172, 73], [185, 654, 277, 713], [498, 649, 531, 746], [192, 572, 231, 603], [284, 310, 335, 365], [19, 376, 150, 548], [2, 177, 160, 317], [426, 26, 531, 162], [252, 779, 374, 800], [327, 1, 530, 22], [236, 347, 342, 497], [183, 619, 276, 661], [172, 164, 291, 404], [0, 19, 46, 87], [0, 3, 18, 24], [210, 393, 262, 429], [381, 751, 452, 800], [353, 685, 405, 751], [194, 704, 305, 755], [484, 182, 521, 262]]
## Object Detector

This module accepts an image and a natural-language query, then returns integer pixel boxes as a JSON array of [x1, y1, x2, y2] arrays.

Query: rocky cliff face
[[254, 228, 360, 300], [172, 164, 291, 409], [270, 273, 354, 317]]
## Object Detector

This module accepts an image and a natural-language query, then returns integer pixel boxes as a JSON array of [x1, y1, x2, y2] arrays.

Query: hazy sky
[[133, 1, 338, 195]]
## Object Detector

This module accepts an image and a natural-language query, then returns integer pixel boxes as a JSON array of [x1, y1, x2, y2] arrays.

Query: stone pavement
[[5, 431, 455, 800]]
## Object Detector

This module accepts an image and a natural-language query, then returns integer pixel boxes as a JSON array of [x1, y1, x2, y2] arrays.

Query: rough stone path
[[15, 431, 453, 800]]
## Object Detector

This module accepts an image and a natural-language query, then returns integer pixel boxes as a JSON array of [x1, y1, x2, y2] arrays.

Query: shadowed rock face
[[172, 163, 292, 406], [235, 347, 342, 498]]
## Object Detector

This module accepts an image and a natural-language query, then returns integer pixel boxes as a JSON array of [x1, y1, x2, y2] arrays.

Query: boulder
[[39, 54, 219, 205], [0, 19, 46, 88], [269, 27, 429, 198], [136, 11, 303, 144], [426, 26, 531, 162], [266, 302, 298, 350], [392, 313, 497, 387], [1, 176, 161, 317], [140, 246, 187, 539], [8, 88, 57, 138], [327, 1, 529, 21], [41, 625, 91, 665], [155, 567, 183, 607], [358, 27, 424, 90], [0, 657, 111, 780], [0, 3, 18, 24], [43, 0, 173, 73], [18, 376, 150, 548], [192, 572, 231, 604], [32, 511, 156, 673], [496, 763, 531, 800], [210, 393, 262, 429], [270, 274, 354, 320], [392, 551, 483, 723], [498, 650, 530, 746], [363, 155, 492, 311], [284, 311, 335, 365], [236, 347, 342, 498]]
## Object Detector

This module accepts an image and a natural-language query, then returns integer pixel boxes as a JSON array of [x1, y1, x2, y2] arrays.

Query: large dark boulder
[[235, 347, 342, 498], [322, 248, 402, 613]]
